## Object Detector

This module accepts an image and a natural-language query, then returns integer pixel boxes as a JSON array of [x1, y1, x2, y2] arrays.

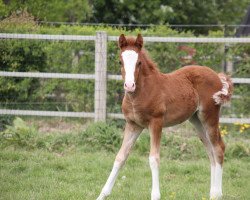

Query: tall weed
[[79, 122, 122, 152], [0, 117, 37, 148], [1, 118, 249, 160]]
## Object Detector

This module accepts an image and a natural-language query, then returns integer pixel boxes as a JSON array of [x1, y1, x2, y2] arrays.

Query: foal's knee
[[149, 155, 160, 168], [115, 152, 128, 167]]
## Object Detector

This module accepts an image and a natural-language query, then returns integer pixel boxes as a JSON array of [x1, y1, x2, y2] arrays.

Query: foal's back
[[149, 65, 224, 126], [168, 65, 223, 101]]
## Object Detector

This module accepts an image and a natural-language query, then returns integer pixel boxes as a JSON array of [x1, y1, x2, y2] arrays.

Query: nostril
[[124, 82, 135, 90]]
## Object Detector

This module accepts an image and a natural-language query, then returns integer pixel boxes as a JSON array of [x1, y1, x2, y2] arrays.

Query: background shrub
[[79, 122, 122, 152], [0, 14, 249, 127], [0, 117, 37, 148]]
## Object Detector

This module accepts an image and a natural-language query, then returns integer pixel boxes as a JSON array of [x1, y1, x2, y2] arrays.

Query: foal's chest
[[122, 100, 149, 127]]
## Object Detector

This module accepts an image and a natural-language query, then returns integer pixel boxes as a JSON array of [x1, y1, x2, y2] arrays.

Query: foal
[[97, 34, 233, 200]]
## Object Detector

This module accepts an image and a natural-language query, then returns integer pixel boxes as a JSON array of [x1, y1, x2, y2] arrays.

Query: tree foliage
[[0, 16, 249, 117], [91, 0, 249, 34], [1, 0, 249, 34], [0, 0, 92, 22]]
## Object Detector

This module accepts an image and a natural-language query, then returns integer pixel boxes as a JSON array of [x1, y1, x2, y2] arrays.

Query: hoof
[[151, 193, 161, 200], [210, 190, 222, 200], [96, 193, 106, 200]]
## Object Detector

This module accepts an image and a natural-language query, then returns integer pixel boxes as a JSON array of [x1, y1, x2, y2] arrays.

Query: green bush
[[134, 132, 150, 155], [0, 115, 15, 131], [0, 118, 249, 161], [0, 117, 37, 148], [79, 122, 122, 152], [0, 39, 46, 104], [0, 14, 249, 118], [226, 142, 250, 158]]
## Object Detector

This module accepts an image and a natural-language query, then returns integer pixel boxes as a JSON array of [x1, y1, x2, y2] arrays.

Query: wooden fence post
[[94, 31, 107, 122]]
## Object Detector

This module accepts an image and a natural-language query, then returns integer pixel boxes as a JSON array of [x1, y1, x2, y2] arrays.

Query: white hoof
[[151, 192, 161, 200], [210, 189, 222, 200], [96, 193, 107, 200]]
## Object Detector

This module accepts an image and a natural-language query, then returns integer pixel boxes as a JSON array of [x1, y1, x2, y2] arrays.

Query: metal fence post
[[94, 31, 107, 122]]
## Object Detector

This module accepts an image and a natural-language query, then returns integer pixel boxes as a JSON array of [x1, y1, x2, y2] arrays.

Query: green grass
[[0, 148, 249, 200], [0, 119, 249, 199]]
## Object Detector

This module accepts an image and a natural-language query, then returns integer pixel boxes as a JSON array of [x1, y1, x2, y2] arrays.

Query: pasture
[[1, 3, 250, 200], [0, 119, 249, 200]]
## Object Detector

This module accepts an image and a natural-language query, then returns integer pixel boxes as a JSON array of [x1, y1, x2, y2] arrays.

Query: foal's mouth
[[125, 88, 136, 93], [124, 87, 136, 93]]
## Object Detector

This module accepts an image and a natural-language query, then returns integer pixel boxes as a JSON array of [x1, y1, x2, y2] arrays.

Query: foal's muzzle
[[124, 81, 136, 92]]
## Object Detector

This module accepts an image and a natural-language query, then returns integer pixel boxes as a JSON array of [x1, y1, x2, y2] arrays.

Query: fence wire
[[0, 32, 249, 124], [0, 34, 96, 120]]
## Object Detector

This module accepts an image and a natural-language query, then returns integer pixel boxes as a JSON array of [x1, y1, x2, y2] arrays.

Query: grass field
[[0, 148, 249, 200], [0, 119, 249, 200]]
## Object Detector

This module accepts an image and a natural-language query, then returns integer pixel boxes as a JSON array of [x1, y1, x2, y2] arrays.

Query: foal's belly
[[163, 90, 199, 127]]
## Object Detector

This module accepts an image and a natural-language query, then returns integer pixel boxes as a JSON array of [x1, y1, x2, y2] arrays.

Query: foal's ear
[[135, 34, 143, 50], [118, 34, 128, 49]]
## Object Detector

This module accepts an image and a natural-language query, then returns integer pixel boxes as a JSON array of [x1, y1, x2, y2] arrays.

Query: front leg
[[149, 118, 163, 200], [97, 122, 143, 200]]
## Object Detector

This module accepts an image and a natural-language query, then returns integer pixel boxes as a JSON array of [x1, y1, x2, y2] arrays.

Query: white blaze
[[121, 50, 138, 83]]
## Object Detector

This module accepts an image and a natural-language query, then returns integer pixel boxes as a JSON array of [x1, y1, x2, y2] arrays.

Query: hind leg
[[189, 113, 216, 194], [202, 118, 225, 199], [189, 114, 217, 198], [190, 110, 225, 200]]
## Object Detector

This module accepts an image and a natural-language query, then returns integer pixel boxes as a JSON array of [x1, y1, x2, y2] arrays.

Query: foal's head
[[118, 34, 143, 93]]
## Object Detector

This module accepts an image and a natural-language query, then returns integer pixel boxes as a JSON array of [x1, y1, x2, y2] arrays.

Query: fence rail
[[0, 33, 95, 41], [1, 71, 250, 84], [108, 36, 250, 43], [0, 109, 124, 120], [0, 109, 249, 124], [1, 32, 249, 124], [2, 33, 250, 43], [0, 71, 95, 80]]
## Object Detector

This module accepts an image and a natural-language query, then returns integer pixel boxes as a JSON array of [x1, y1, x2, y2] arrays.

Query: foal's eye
[[138, 61, 142, 66], [119, 61, 122, 65]]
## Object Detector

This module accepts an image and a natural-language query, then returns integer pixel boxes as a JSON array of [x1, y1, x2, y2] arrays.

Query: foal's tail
[[213, 73, 233, 105]]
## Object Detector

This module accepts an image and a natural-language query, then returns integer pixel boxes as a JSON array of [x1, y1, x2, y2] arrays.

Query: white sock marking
[[210, 163, 223, 199], [97, 161, 121, 200], [97, 129, 141, 200], [149, 156, 160, 200], [210, 164, 215, 193]]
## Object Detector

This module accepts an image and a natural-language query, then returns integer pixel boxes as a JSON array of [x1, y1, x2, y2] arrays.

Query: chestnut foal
[[97, 34, 233, 200]]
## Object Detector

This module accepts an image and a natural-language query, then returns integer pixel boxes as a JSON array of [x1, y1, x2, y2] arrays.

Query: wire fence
[[0, 32, 250, 124]]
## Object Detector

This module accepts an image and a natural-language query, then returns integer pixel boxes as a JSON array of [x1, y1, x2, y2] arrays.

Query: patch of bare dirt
[[26, 119, 91, 134]]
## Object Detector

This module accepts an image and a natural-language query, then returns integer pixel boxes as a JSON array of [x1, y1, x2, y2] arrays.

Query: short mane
[[141, 49, 159, 71]]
